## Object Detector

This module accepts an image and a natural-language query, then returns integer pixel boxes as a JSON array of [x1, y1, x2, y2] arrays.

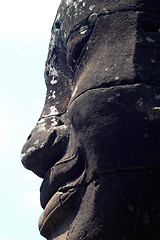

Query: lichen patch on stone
[[37, 122, 46, 133], [66, 0, 73, 6], [51, 117, 58, 127], [73, 1, 78, 9], [48, 91, 56, 100], [34, 139, 40, 145], [23, 147, 36, 156], [50, 79, 58, 85], [50, 106, 59, 115], [89, 5, 95, 11]]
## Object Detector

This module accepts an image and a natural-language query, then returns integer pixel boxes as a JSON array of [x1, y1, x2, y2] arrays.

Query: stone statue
[[21, 0, 160, 239]]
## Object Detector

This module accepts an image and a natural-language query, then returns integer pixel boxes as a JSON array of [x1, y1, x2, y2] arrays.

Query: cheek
[[68, 84, 160, 175]]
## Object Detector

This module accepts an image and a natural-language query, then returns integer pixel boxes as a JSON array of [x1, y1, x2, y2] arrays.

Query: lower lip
[[39, 187, 77, 238], [39, 170, 85, 238]]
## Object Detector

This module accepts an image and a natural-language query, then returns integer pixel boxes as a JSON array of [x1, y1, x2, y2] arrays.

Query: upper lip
[[40, 149, 85, 209]]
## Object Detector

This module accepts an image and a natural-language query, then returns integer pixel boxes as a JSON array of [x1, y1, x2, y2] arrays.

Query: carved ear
[[66, 14, 98, 72]]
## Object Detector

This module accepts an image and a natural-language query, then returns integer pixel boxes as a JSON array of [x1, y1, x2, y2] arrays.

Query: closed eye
[[66, 14, 98, 72]]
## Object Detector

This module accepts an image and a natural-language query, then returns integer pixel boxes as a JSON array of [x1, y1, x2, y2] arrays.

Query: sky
[[0, 0, 61, 239]]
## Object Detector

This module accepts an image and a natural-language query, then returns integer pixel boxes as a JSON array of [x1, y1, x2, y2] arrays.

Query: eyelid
[[66, 27, 93, 72], [66, 13, 98, 43], [66, 14, 98, 72]]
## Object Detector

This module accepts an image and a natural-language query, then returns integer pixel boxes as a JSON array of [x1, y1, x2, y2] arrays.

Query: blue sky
[[0, 1, 61, 239]]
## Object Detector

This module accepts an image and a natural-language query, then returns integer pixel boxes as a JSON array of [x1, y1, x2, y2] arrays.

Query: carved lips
[[38, 129, 85, 238]]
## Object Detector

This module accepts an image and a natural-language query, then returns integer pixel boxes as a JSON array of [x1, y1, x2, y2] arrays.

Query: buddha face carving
[[21, 1, 160, 239]]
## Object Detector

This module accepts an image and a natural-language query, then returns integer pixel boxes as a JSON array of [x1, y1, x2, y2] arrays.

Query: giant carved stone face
[[21, 0, 160, 239]]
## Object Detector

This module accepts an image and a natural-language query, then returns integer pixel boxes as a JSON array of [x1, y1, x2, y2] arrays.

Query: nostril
[[55, 21, 61, 29], [46, 131, 57, 146], [27, 134, 32, 140]]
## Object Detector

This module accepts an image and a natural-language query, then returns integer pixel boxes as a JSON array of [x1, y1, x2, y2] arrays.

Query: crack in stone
[[98, 8, 160, 18], [70, 166, 160, 191], [69, 82, 160, 106]]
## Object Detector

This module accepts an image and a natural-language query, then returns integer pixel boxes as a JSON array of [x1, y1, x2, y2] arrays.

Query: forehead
[[56, 0, 160, 39]]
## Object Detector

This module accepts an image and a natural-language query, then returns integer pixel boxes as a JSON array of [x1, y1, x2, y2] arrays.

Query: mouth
[[38, 147, 85, 237], [39, 171, 85, 236]]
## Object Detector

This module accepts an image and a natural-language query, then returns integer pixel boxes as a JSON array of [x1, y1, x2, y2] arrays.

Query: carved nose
[[21, 116, 69, 178]]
